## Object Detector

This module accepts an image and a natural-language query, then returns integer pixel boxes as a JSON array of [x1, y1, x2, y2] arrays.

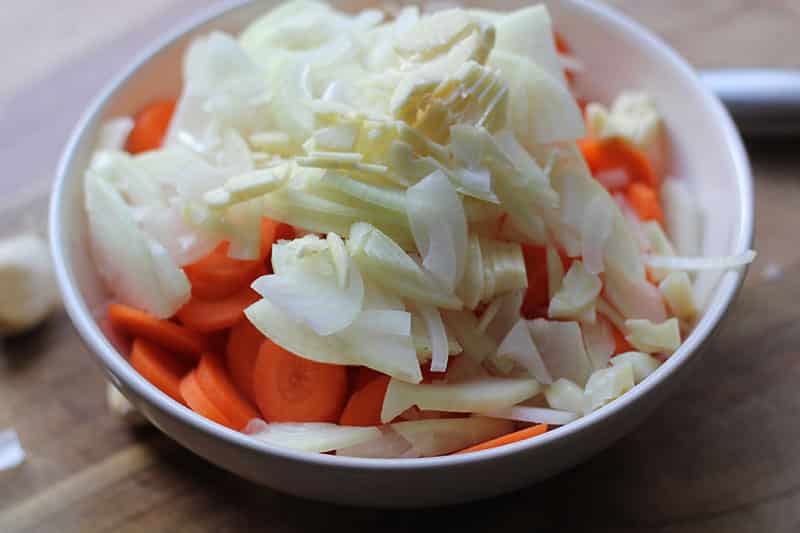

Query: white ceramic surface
[[49, 0, 753, 507]]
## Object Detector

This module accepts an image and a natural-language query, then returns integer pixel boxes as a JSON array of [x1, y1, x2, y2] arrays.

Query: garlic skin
[[0, 234, 59, 336]]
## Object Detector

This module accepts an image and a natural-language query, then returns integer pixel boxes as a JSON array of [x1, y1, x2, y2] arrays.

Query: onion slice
[[482, 405, 578, 426], [645, 251, 756, 272]]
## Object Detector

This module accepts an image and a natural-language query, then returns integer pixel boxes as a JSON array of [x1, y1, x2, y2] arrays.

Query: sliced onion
[[416, 304, 449, 373], [245, 299, 422, 383], [484, 289, 525, 343], [249, 422, 381, 453], [252, 245, 364, 336], [85, 172, 190, 318], [495, 319, 553, 384], [581, 195, 613, 274], [582, 316, 615, 371], [441, 309, 497, 363], [348, 222, 462, 310], [482, 405, 578, 426], [583, 363, 635, 414], [406, 170, 468, 292], [662, 180, 704, 257], [604, 263, 667, 322], [544, 378, 584, 414], [527, 319, 593, 386], [98, 118, 134, 151], [625, 318, 681, 355], [645, 251, 756, 272], [381, 376, 541, 423], [548, 261, 602, 322], [610, 351, 661, 383], [546, 245, 564, 299], [659, 271, 698, 322], [391, 417, 515, 457], [337, 427, 412, 458]]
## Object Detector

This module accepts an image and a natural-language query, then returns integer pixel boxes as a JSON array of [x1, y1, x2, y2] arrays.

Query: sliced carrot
[[108, 303, 209, 360], [353, 367, 382, 391], [626, 182, 665, 225], [180, 371, 234, 429], [184, 242, 264, 301], [207, 329, 230, 356], [339, 374, 390, 427], [253, 338, 348, 423], [175, 270, 263, 333], [578, 138, 660, 189], [129, 338, 191, 403], [611, 324, 634, 355], [453, 424, 549, 455], [195, 353, 260, 430], [125, 100, 176, 154], [226, 318, 265, 404], [521, 245, 549, 320]]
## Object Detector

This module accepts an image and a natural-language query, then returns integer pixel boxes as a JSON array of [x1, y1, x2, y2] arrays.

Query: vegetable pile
[[85, 1, 755, 458]]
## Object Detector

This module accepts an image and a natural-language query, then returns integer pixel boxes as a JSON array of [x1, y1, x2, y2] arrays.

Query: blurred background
[[1, 1, 800, 532]]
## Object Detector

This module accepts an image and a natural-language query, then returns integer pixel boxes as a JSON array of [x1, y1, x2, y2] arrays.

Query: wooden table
[[2, 1, 799, 531]]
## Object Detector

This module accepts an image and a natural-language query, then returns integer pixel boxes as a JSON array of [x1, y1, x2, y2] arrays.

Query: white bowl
[[49, 0, 753, 507]]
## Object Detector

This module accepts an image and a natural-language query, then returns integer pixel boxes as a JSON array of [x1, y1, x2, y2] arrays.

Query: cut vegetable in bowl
[[85, 0, 755, 458]]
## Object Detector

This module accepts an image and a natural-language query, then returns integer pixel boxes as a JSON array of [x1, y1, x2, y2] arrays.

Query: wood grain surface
[[1, 1, 799, 532]]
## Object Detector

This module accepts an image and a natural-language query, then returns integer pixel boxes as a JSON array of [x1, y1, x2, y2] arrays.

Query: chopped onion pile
[[84, 1, 756, 456]]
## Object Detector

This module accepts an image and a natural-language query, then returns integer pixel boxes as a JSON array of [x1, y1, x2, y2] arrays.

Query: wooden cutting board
[[2, 1, 800, 531]]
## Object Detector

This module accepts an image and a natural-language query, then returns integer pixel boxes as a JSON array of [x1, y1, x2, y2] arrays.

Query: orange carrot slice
[[454, 424, 549, 454], [339, 374, 390, 427], [521, 245, 549, 320], [125, 100, 176, 154], [175, 270, 263, 334], [195, 353, 260, 430], [578, 138, 660, 189], [626, 182, 665, 225], [129, 338, 191, 403], [253, 338, 348, 423], [226, 318, 265, 404], [184, 242, 264, 301], [108, 303, 208, 360], [180, 371, 234, 429]]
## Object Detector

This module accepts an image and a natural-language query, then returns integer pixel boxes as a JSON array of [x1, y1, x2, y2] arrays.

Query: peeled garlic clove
[[0, 234, 59, 336]]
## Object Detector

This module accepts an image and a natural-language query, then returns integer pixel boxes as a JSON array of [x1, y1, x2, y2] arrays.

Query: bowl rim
[[50, 0, 754, 470]]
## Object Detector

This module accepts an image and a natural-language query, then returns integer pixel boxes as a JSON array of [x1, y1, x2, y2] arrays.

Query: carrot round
[[626, 182, 665, 225], [226, 318, 265, 403], [129, 338, 191, 403], [578, 138, 660, 189], [253, 338, 348, 423], [184, 242, 264, 301], [180, 371, 234, 429], [108, 303, 209, 360], [339, 374, 390, 427], [125, 100, 176, 154], [454, 423, 549, 455], [175, 272, 263, 334], [521, 245, 549, 320], [195, 353, 260, 430]]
